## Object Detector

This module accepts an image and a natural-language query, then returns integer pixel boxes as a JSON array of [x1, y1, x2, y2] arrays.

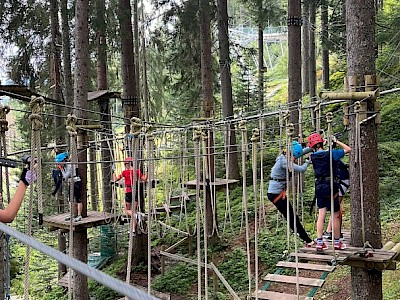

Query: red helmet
[[124, 157, 134, 164], [307, 133, 324, 149]]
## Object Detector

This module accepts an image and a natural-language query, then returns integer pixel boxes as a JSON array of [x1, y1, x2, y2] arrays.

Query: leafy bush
[[152, 262, 197, 294], [217, 248, 249, 291]]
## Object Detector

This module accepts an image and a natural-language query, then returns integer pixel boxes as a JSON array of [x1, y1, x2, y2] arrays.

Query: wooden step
[[252, 290, 313, 299], [263, 274, 324, 287], [276, 261, 335, 272], [290, 252, 347, 263]]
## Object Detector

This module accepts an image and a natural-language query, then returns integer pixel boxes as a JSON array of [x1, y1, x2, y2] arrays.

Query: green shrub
[[152, 262, 197, 294]]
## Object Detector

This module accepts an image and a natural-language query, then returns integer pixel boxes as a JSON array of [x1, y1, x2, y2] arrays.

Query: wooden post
[[212, 254, 218, 299], [188, 225, 193, 257], [161, 245, 166, 275]]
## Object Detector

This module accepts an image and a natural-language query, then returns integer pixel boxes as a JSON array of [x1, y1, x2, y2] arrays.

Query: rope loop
[[282, 110, 290, 123], [286, 123, 294, 136], [145, 124, 154, 141], [66, 114, 78, 137], [250, 128, 260, 142], [130, 117, 142, 136], [354, 101, 361, 113], [326, 112, 333, 123]]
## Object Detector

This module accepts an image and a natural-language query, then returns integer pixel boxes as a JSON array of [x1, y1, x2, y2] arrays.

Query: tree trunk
[[73, 0, 89, 298], [308, 1, 316, 103], [119, 0, 139, 133], [321, 0, 329, 89], [199, 0, 217, 240], [302, 0, 310, 95], [346, 0, 381, 299], [287, 0, 301, 133], [89, 146, 98, 211], [258, 24, 264, 111], [95, 0, 113, 213], [61, 0, 73, 109], [50, 0, 68, 278], [217, 0, 240, 180], [118, 0, 147, 265]]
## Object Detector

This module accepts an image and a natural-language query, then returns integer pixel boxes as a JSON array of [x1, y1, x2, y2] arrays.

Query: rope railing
[[0, 222, 160, 300]]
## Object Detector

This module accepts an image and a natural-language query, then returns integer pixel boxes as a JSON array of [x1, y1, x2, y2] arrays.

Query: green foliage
[[152, 263, 197, 294], [378, 96, 400, 142], [329, 71, 345, 91], [217, 248, 249, 291], [257, 228, 287, 273]]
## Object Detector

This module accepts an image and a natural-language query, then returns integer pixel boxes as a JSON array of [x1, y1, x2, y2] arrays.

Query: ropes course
[[0, 88, 399, 300]]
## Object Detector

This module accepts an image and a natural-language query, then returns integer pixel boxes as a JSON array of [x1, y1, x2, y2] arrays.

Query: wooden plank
[[276, 261, 335, 272], [291, 252, 347, 263], [263, 274, 324, 287], [252, 290, 313, 300]]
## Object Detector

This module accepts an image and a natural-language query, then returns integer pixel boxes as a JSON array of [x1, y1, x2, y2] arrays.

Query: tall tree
[[321, 0, 329, 89], [199, 0, 217, 240], [308, 0, 316, 105], [94, 0, 113, 213], [118, 0, 147, 264], [302, 0, 310, 95], [346, 0, 381, 299], [50, 0, 68, 279], [73, 0, 89, 298], [287, 0, 302, 131], [61, 0, 73, 108], [217, 0, 240, 180]]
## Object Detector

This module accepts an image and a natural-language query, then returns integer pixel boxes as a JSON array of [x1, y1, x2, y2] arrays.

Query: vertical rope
[[200, 128, 209, 300], [258, 118, 266, 228], [354, 102, 366, 244], [24, 96, 44, 300], [193, 127, 202, 300], [287, 123, 300, 298], [251, 128, 260, 299], [239, 120, 251, 293], [66, 114, 78, 300], [284, 116, 291, 252], [0, 105, 11, 204], [326, 112, 337, 257], [145, 125, 155, 295], [223, 123, 233, 233], [125, 117, 142, 300]]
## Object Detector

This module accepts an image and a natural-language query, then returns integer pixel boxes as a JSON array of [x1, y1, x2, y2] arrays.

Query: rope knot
[[250, 128, 260, 142], [286, 123, 294, 136], [238, 120, 247, 130], [130, 117, 142, 136], [145, 125, 154, 141], [193, 127, 202, 141], [29, 113, 43, 131], [354, 101, 361, 113], [29, 96, 45, 113], [66, 114, 78, 137]]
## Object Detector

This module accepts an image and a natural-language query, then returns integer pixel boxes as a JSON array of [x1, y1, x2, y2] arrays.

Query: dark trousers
[[268, 193, 312, 243]]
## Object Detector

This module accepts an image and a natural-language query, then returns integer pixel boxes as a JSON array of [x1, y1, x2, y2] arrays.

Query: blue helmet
[[291, 141, 303, 159], [55, 152, 68, 163]]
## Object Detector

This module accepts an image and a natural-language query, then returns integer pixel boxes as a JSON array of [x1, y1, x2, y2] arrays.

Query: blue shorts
[[315, 182, 340, 212]]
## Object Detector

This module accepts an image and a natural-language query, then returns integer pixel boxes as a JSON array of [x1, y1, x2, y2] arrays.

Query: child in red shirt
[[114, 157, 147, 235]]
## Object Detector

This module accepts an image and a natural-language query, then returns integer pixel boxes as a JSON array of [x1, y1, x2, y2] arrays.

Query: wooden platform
[[44, 210, 118, 231], [184, 178, 239, 190], [298, 245, 398, 270]]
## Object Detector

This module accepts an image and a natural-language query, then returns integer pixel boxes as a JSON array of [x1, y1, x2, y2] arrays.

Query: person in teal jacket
[[267, 141, 314, 247]]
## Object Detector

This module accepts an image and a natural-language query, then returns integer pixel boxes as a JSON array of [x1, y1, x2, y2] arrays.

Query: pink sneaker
[[316, 242, 328, 250], [334, 240, 346, 250]]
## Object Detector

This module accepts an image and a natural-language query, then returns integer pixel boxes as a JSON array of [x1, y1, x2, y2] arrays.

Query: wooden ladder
[[252, 260, 335, 299]]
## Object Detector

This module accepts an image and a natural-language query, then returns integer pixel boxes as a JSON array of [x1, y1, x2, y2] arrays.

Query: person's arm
[[336, 140, 351, 154], [113, 172, 122, 182], [293, 160, 310, 173], [0, 181, 28, 223]]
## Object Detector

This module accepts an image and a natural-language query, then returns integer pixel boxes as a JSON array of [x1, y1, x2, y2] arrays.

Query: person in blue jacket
[[267, 141, 314, 247], [307, 133, 351, 250]]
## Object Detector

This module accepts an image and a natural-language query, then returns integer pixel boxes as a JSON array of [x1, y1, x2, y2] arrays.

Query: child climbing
[[323, 159, 350, 240], [55, 152, 83, 222], [307, 133, 351, 250], [113, 157, 147, 236], [267, 141, 314, 247]]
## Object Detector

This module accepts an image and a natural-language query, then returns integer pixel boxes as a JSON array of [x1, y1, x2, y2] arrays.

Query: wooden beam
[[263, 274, 324, 287]]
